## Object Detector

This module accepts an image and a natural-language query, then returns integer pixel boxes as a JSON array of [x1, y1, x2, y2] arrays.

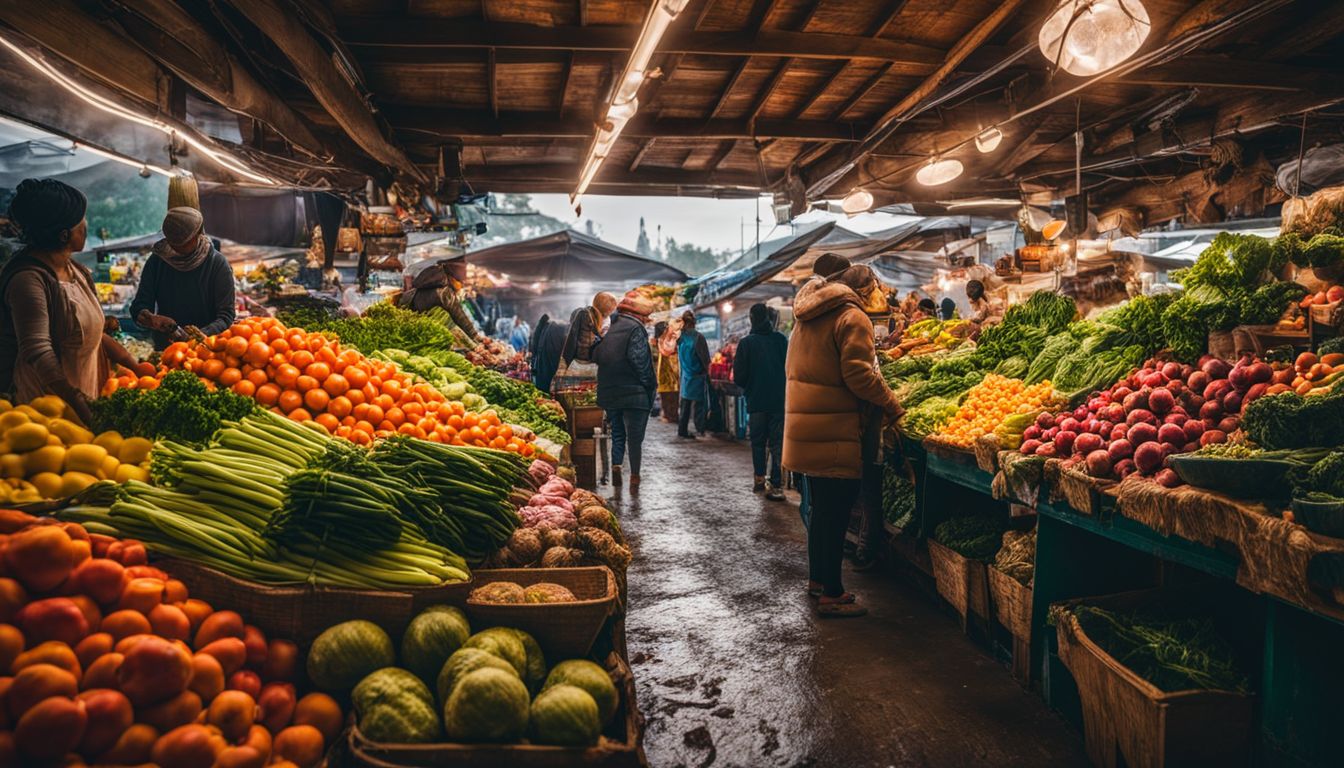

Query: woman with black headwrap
[[0, 179, 138, 421]]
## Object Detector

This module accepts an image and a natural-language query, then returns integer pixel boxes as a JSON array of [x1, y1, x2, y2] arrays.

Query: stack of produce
[[496, 464, 629, 574], [883, 318, 974, 359], [932, 515, 1005, 561], [0, 512, 343, 766], [970, 292, 1077, 370], [931, 374, 1056, 449], [882, 463, 916, 531], [104, 317, 540, 456], [1275, 350, 1344, 395], [1068, 605, 1251, 693], [312, 610, 621, 747], [60, 410, 529, 585], [469, 581, 577, 604], [0, 396, 152, 502], [91, 370, 257, 446], [1160, 233, 1306, 362], [1019, 356, 1274, 485]]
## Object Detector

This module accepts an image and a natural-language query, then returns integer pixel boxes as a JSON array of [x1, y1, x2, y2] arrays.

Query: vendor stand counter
[[904, 448, 1344, 768], [709, 379, 747, 440]]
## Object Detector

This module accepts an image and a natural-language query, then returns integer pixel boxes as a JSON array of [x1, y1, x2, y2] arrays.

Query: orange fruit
[[219, 368, 243, 387], [364, 405, 385, 424], [304, 388, 330, 412], [275, 364, 301, 389], [246, 368, 269, 388], [322, 374, 349, 397], [224, 336, 249, 358], [256, 384, 281, 407], [278, 390, 303, 413], [344, 367, 369, 389], [345, 388, 366, 406], [314, 413, 340, 433], [291, 350, 314, 370], [201, 359, 225, 380], [354, 420, 375, 434], [305, 362, 331, 381], [296, 375, 319, 393], [382, 379, 403, 400], [244, 341, 271, 367], [288, 408, 312, 422], [385, 407, 405, 427], [232, 380, 256, 398], [327, 396, 352, 419]]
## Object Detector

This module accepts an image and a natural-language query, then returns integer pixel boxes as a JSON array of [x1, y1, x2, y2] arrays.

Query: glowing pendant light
[[1039, 0, 1151, 77], [841, 188, 874, 214], [915, 158, 963, 186], [975, 127, 1003, 153]]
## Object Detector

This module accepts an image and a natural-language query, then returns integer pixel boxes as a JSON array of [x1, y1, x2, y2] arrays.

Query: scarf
[[152, 233, 212, 272]]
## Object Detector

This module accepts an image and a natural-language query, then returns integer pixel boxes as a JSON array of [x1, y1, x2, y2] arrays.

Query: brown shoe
[[816, 593, 867, 618]]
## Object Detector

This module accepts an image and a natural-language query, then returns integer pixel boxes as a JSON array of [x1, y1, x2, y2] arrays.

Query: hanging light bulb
[[841, 188, 874, 214], [915, 158, 963, 186], [975, 127, 1003, 153], [1039, 0, 1151, 77]]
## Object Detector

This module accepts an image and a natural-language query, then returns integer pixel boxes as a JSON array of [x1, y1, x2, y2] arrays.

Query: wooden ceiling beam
[[385, 110, 870, 141], [1263, 0, 1344, 60], [1111, 55, 1334, 92], [558, 52, 575, 117], [747, 60, 791, 124], [487, 48, 498, 118], [225, 0, 425, 181], [628, 138, 655, 172], [804, 0, 1028, 196], [340, 19, 946, 66], [869, 0, 910, 37], [790, 0, 910, 122], [709, 59, 752, 119], [830, 62, 892, 120], [706, 139, 738, 171], [456, 162, 763, 188]]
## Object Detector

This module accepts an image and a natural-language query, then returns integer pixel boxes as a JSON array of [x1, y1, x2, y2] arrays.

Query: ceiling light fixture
[[975, 127, 1003, 153], [915, 158, 964, 186], [572, 0, 690, 206], [0, 33, 275, 185], [840, 188, 874, 214], [1038, 0, 1151, 77]]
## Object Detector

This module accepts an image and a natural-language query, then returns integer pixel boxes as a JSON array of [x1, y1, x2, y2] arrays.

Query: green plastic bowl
[[1290, 497, 1344, 538], [1167, 455, 1298, 499]]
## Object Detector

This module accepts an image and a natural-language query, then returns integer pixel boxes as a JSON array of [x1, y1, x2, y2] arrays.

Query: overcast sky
[[528, 193, 913, 255]]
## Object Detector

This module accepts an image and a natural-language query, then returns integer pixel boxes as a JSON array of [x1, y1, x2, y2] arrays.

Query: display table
[[897, 448, 1344, 767]]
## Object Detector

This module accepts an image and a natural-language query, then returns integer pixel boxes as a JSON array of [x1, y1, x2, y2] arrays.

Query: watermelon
[[502, 627, 547, 692], [353, 667, 433, 713], [436, 648, 519, 704], [359, 695, 442, 743], [401, 605, 471, 685], [307, 620, 396, 692], [462, 628, 527, 679], [529, 684, 601, 746], [443, 667, 530, 742], [544, 660, 618, 724]]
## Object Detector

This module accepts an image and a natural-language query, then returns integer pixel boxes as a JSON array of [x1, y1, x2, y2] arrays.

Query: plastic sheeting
[[454, 229, 688, 284]]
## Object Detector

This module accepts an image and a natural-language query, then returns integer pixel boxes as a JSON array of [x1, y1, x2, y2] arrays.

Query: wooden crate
[[1053, 590, 1254, 768], [927, 539, 989, 632], [569, 406, 605, 438], [987, 567, 1033, 684], [349, 651, 645, 768]]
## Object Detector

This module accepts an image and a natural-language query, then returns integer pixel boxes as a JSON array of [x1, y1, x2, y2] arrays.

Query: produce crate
[[987, 567, 1033, 684], [570, 437, 598, 490], [465, 567, 618, 659], [569, 406, 606, 438], [922, 435, 976, 464], [927, 539, 989, 632], [348, 651, 645, 768], [973, 434, 1003, 475], [158, 559, 471, 645], [1051, 589, 1254, 768]]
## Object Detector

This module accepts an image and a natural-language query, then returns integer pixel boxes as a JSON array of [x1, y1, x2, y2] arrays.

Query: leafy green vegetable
[[933, 515, 1005, 561], [1320, 336, 1344, 357], [1071, 606, 1250, 693], [1293, 450, 1344, 498], [882, 463, 917, 530], [90, 371, 257, 445], [1244, 282, 1309, 325], [1171, 232, 1282, 294], [1241, 389, 1344, 449], [900, 395, 960, 439], [994, 355, 1030, 379]]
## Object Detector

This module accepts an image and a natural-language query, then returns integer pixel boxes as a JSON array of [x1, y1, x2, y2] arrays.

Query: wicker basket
[[158, 559, 471, 645], [1055, 465, 1116, 516], [465, 567, 618, 658], [988, 566, 1033, 684], [973, 434, 1003, 474], [927, 539, 989, 631], [348, 652, 644, 768], [1052, 590, 1254, 768]]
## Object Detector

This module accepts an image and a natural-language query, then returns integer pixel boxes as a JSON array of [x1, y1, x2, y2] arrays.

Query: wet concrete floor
[[601, 418, 1088, 768]]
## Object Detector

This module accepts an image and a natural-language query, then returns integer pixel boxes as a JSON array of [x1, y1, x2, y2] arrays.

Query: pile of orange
[[102, 317, 536, 455], [935, 374, 1055, 448]]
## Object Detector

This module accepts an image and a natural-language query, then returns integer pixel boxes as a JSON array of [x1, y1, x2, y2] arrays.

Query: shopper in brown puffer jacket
[[783, 264, 902, 617]]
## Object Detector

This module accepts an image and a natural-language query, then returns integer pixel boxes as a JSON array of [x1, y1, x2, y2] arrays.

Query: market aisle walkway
[[604, 418, 1087, 768]]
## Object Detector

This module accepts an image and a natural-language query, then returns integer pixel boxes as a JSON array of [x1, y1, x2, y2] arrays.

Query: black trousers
[[677, 398, 706, 436], [805, 476, 862, 597], [748, 411, 784, 485]]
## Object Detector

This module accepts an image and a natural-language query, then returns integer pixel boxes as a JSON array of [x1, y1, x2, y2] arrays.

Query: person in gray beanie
[[130, 206, 236, 348]]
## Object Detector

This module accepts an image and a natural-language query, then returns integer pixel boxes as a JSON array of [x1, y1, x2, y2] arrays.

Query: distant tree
[[635, 216, 651, 257], [664, 237, 730, 277]]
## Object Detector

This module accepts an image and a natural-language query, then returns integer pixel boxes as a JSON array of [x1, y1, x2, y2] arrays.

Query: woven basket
[[1055, 465, 1116, 516], [973, 434, 1003, 474], [158, 559, 471, 645], [465, 567, 617, 658], [922, 435, 976, 463], [348, 651, 644, 768], [988, 566, 1033, 684], [927, 539, 989, 630], [1052, 590, 1254, 768]]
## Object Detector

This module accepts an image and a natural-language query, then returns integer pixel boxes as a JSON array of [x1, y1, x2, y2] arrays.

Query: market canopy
[[2, 1, 1342, 229], [453, 229, 688, 285]]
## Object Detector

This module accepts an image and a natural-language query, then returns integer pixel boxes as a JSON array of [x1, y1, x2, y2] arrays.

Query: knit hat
[[749, 302, 770, 325], [162, 207, 204, 244], [617, 290, 657, 321], [813, 252, 851, 278], [8, 178, 86, 248]]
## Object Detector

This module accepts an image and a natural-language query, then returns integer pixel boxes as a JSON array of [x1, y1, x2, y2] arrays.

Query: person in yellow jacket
[[652, 320, 680, 423]]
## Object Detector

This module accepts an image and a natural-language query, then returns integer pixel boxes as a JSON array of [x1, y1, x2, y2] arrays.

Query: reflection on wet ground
[[603, 418, 1087, 768]]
